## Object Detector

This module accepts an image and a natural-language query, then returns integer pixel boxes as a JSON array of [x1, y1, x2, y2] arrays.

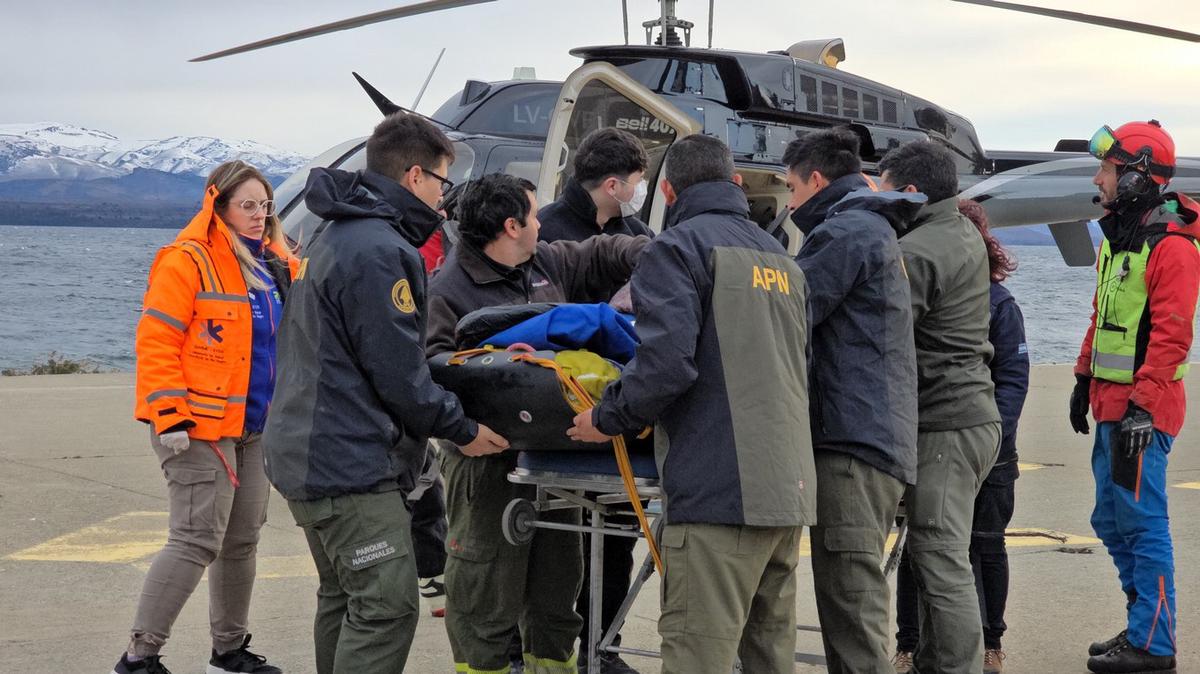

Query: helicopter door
[[536, 62, 702, 233]]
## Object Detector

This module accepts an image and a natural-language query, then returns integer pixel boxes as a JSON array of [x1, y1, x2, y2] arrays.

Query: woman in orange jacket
[[114, 160, 297, 674]]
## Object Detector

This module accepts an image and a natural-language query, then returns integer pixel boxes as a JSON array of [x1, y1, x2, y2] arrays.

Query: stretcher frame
[[502, 464, 912, 674]]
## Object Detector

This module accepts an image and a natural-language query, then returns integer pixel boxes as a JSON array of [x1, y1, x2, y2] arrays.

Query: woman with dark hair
[[893, 200, 1030, 674], [116, 161, 297, 674]]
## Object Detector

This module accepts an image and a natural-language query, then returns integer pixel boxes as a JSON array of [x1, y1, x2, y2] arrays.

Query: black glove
[[1069, 374, 1091, 434], [1118, 404, 1154, 457]]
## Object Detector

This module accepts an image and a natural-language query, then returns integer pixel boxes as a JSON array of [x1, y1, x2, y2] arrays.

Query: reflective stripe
[[1094, 352, 1136, 371], [143, 308, 186, 332], [196, 292, 249, 303], [520, 654, 577, 673], [227, 396, 247, 404], [187, 399, 225, 411], [146, 388, 187, 403], [180, 241, 219, 292]]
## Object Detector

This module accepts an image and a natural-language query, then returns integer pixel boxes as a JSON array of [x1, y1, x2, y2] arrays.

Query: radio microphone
[[1093, 196, 1102, 204]]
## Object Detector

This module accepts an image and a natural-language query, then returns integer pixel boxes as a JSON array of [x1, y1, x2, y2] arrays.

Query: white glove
[[159, 430, 191, 455]]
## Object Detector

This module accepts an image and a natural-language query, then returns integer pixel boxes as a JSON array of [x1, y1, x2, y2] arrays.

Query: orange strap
[[208, 441, 241, 488], [510, 353, 663, 574]]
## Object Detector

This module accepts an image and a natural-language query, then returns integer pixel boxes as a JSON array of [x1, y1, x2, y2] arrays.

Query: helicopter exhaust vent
[[787, 39, 846, 68]]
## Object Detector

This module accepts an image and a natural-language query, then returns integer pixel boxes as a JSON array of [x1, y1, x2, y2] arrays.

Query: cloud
[[1, 0, 1197, 157]]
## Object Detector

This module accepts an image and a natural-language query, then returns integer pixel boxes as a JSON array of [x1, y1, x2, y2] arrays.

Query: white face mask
[[616, 179, 648, 217]]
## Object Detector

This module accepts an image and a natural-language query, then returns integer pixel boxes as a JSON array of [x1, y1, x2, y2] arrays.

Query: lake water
[[0, 224, 1127, 372]]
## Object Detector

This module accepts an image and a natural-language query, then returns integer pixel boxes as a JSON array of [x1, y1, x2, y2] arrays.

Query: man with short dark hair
[[539, 127, 652, 244], [879, 140, 1002, 674], [786, 128, 922, 673], [426, 172, 649, 674], [264, 113, 508, 674], [569, 134, 815, 674], [537, 128, 652, 673]]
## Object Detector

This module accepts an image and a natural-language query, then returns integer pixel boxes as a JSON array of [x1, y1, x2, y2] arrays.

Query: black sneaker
[[208, 634, 282, 674], [578, 652, 641, 674], [1086, 635, 1176, 673], [112, 653, 173, 674], [1089, 629, 1128, 657]]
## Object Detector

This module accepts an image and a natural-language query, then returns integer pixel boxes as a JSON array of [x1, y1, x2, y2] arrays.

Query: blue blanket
[[482, 303, 639, 364]]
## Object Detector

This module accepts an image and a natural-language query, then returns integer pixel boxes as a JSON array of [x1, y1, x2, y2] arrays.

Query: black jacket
[[537, 178, 653, 303], [795, 174, 923, 485], [594, 181, 816, 527], [538, 177, 653, 243], [264, 168, 477, 501], [987, 281, 1029, 483], [425, 235, 649, 356]]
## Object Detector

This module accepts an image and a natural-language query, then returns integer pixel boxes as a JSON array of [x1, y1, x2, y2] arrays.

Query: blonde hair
[[205, 160, 287, 292]]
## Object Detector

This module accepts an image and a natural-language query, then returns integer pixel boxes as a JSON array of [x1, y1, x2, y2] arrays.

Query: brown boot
[[891, 651, 914, 674], [984, 648, 1006, 673]]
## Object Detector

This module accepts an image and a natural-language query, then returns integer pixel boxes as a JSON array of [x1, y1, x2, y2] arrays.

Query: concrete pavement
[[2, 366, 1199, 673]]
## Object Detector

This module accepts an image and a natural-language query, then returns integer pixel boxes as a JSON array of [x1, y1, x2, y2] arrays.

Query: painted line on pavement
[[5, 511, 168, 563], [1174, 481, 1200, 490]]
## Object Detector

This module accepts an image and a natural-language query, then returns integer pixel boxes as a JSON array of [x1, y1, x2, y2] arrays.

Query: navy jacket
[[240, 236, 284, 435], [538, 177, 653, 243], [987, 281, 1029, 483], [794, 175, 924, 485], [264, 168, 477, 500], [594, 181, 816, 527]]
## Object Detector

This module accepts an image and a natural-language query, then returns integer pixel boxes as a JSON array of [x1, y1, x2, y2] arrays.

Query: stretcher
[[502, 449, 912, 674]]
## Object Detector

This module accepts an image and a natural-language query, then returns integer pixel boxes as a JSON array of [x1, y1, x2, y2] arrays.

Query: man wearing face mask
[[535, 128, 652, 672], [1071, 120, 1199, 674], [785, 128, 921, 673]]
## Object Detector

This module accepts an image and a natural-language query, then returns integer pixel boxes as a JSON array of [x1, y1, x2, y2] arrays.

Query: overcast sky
[[2, 0, 1197, 157]]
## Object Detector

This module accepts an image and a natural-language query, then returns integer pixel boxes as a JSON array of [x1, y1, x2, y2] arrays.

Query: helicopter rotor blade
[[951, 0, 1200, 43], [190, 0, 496, 62]]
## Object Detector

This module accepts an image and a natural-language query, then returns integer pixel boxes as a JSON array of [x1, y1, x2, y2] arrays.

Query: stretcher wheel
[[502, 498, 538, 545]]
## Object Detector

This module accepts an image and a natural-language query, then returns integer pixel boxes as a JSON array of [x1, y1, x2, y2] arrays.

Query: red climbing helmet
[[1088, 120, 1176, 185]]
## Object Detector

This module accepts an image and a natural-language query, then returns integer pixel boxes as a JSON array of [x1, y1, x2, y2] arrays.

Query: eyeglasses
[[236, 199, 276, 217], [415, 165, 455, 196]]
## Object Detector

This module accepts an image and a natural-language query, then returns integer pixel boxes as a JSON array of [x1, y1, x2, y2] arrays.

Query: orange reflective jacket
[[135, 185, 298, 440]]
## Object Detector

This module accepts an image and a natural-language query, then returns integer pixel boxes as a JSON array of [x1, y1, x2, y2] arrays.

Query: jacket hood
[[1162, 192, 1200, 237], [664, 180, 750, 229], [826, 188, 928, 235], [176, 184, 236, 249], [304, 167, 444, 248], [789, 173, 871, 236], [1100, 191, 1200, 251]]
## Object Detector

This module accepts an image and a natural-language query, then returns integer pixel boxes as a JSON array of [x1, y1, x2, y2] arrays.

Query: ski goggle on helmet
[[1089, 121, 1176, 185]]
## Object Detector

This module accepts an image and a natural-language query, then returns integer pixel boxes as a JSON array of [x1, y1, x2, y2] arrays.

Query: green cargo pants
[[810, 450, 906, 674], [442, 450, 583, 674], [658, 522, 802, 674], [905, 422, 1000, 674], [288, 489, 419, 674]]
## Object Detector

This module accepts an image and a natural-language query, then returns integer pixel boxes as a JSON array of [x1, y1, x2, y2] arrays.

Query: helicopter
[[193, 0, 1200, 266]]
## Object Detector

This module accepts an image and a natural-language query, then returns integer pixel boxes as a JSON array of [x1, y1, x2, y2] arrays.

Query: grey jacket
[[594, 181, 816, 527], [899, 196, 1000, 431], [796, 178, 922, 485]]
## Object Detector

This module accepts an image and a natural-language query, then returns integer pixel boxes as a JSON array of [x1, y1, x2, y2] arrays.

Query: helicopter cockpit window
[[663, 60, 727, 103], [863, 94, 880, 122], [552, 79, 679, 221], [799, 75, 818, 113], [842, 88, 860, 119], [457, 84, 558, 139], [821, 81, 839, 116]]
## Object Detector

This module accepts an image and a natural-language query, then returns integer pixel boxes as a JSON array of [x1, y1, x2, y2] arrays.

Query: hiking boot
[[984, 648, 1006, 673], [1086, 635, 1176, 673], [419, 574, 447, 618], [1089, 629, 1128, 657], [892, 650, 914, 674], [113, 654, 173, 674], [207, 635, 282, 674]]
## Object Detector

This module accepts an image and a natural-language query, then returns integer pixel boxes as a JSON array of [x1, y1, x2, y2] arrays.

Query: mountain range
[[0, 123, 309, 227]]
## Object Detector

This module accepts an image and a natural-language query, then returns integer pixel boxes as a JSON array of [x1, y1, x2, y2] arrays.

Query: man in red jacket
[[1071, 120, 1200, 674]]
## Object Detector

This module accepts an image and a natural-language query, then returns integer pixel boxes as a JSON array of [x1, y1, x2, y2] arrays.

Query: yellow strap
[[446, 345, 501, 366], [511, 354, 663, 574]]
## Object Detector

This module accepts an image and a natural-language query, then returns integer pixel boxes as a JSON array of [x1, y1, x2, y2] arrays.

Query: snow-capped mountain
[[0, 123, 309, 182]]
